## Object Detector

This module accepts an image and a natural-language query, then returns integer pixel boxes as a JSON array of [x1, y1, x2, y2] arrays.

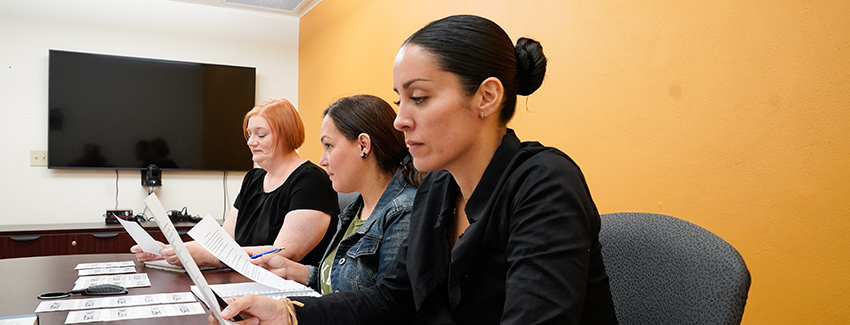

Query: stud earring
[[361, 152, 367, 159], [479, 111, 484, 119]]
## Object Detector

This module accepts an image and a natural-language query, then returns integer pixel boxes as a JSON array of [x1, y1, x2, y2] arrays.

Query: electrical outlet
[[30, 150, 47, 167]]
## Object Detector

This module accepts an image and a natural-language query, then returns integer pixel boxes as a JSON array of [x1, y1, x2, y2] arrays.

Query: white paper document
[[74, 261, 135, 270], [144, 193, 235, 325], [0, 314, 37, 325], [35, 292, 196, 313], [77, 266, 136, 276], [188, 214, 318, 294], [116, 216, 163, 255], [192, 282, 318, 307], [73, 274, 150, 290], [63, 302, 204, 324]]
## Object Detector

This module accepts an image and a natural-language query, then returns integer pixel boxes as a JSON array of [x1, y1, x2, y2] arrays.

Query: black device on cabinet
[[104, 209, 144, 224], [167, 208, 201, 223]]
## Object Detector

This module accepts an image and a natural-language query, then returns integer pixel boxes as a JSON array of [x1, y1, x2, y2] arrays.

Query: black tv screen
[[48, 50, 255, 171]]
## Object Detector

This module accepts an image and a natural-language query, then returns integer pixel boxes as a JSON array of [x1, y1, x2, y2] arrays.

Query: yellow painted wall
[[299, 1, 850, 323]]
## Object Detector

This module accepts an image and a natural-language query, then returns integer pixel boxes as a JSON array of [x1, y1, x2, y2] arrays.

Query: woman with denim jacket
[[251, 94, 421, 294]]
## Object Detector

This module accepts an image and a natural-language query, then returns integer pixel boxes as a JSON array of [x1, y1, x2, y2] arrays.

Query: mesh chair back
[[337, 192, 359, 212], [599, 212, 750, 325]]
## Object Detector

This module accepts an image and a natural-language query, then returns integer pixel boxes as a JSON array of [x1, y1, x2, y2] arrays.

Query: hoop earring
[[361, 152, 367, 159]]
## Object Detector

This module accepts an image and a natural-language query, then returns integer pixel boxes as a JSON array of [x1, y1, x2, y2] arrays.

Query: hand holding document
[[116, 217, 162, 256], [187, 215, 316, 295], [144, 194, 235, 325]]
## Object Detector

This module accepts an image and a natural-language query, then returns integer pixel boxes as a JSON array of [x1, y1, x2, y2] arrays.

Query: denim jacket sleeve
[[374, 205, 411, 283]]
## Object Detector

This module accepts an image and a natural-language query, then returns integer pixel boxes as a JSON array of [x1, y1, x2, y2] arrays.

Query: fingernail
[[250, 318, 259, 325], [220, 309, 231, 318]]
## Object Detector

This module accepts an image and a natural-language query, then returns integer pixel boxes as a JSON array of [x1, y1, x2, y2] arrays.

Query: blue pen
[[250, 247, 285, 259]]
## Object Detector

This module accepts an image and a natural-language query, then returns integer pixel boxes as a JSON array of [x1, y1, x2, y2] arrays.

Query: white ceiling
[[171, 0, 322, 17]]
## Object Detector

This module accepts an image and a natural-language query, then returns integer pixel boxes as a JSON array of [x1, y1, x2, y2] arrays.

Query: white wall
[[0, 0, 300, 225]]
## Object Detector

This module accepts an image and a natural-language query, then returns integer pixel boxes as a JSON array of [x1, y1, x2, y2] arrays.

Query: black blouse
[[294, 130, 618, 324], [233, 162, 339, 266]]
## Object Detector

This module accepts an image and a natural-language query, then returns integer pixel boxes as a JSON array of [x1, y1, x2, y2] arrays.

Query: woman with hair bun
[[214, 14, 618, 325]]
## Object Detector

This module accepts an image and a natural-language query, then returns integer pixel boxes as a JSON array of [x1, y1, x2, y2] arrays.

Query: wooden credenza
[[0, 221, 197, 259]]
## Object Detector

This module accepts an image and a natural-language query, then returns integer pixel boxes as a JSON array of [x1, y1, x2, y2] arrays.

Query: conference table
[[0, 253, 250, 324]]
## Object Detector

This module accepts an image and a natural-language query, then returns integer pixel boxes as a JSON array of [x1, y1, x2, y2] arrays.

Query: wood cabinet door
[[67, 232, 137, 254], [0, 234, 68, 258]]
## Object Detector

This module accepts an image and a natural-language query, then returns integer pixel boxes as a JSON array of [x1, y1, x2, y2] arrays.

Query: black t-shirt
[[233, 162, 339, 266]]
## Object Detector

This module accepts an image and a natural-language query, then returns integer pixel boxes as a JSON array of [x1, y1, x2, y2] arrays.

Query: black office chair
[[599, 212, 751, 325]]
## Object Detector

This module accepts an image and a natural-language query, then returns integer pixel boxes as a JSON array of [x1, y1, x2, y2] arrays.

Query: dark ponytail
[[323, 95, 422, 187], [404, 14, 547, 124]]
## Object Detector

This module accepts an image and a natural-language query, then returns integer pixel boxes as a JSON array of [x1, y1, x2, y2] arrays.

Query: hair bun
[[515, 37, 547, 96]]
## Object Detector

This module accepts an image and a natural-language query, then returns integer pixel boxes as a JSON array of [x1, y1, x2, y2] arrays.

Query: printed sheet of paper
[[63, 302, 204, 324], [73, 274, 150, 291], [35, 292, 196, 313], [0, 314, 38, 325], [144, 193, 234, 325], [189, 214, 314, 293], [116, 216, 163, 255], [77, 266, 136, 276], [191, 282, 318, 305], [74, 261, 135, 270]]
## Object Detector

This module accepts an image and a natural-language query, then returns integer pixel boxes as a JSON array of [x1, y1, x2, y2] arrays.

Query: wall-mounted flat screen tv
[[48, 50, 255, 171]]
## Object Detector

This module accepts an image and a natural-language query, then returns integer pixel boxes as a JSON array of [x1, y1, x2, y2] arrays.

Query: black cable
[[223, 171, 228, 219], [114, 170, 119, 208]]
